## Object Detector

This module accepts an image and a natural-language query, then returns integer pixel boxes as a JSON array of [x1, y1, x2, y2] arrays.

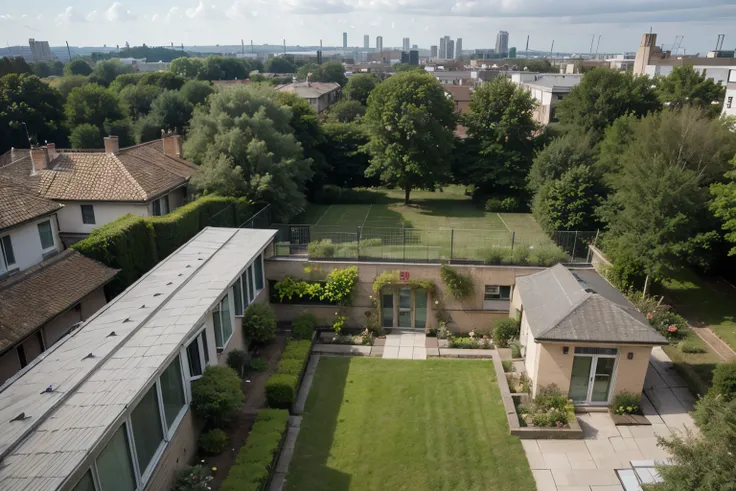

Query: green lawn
[[662, 330, 721, 396], [661, 269, 736, 351], [285, 357, 536, 491]]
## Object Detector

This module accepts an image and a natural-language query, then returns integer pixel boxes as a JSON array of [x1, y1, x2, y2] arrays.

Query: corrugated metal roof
[[0, 227, 276, 490]]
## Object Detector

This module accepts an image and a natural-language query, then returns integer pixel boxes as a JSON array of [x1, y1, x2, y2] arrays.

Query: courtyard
[[284, 357, 537, 491]]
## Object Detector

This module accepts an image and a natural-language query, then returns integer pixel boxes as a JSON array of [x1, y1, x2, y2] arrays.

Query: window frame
[[183, 327, 209, 382], [212, 294, 234, 351], [158, 355, 188, 440], [152, 195, 170, 217], [81, 204, 96, 225], [483, 285, 511, 301], [128, 384, 166, 482], [37, 220, 55, 251], [231, 254, 266, 317], [1, 233, 16, 269]]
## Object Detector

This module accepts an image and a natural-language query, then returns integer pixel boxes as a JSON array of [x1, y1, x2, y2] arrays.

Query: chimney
[[46, 143, 57, 161], [104, 136, 119, 155], [30, 146, 49, 174], [162, 133, 182, 158]]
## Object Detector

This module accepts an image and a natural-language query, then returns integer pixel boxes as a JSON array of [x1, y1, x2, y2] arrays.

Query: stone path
[[691, 325, 736, 361], [526, 347, 696, 491], [382, 332, 427, 359]]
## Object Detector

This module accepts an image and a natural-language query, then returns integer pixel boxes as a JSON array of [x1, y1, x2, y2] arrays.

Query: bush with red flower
[[649, 309, 689, 341]]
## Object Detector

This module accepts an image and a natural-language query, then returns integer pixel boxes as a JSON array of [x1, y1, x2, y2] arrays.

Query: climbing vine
[[274, 266, 358, 306], [439, 265, 475, 300], [371, 270, 437, 295]]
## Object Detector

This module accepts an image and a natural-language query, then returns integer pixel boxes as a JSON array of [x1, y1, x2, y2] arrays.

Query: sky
[[0, 0, 735, 54]]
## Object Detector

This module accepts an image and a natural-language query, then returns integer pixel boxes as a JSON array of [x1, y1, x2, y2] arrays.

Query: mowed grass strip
[[285, 358, 536, 491]]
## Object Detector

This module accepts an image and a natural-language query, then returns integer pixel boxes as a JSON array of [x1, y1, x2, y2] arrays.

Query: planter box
[[610, 411, 651, 426]]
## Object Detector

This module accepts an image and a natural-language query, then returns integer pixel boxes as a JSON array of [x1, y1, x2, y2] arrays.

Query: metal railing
[[269, 224, 597, 265]]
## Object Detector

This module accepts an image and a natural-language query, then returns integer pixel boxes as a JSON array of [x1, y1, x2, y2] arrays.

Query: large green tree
[[119, 84, 163, 119], [363, 71, 455, 204], [0, 57, 32, 77], [108, 73, 144, 93], [148, 90, 193, 133], [0, 73, 66, 152], [529, 132, 596, 192], [70, 124, 102, 149], [51, 75, 90, 99], [64, 84, 126, 131], [32, 61, 64, 78], [185, 86, 313, 220], [138, 71, 186, 91], [88, 59, 133, 86], [711, 155, 736, 256], [458, 77, 539, 199], [343, 73, 379, 105], [295, 61, 347, 86], [64, 59, 93, 77], [657, 65, 726, 118], [327, 100, 365, 123], [556, 67, 661, 141], [170, 57, 203, 78], [319, 123, 377, 189], [264, 57, 296, 74], [533, 165, 602, 233], [180, 80, 215, 107]]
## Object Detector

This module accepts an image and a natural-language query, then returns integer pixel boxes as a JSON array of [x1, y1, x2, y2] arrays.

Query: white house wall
[[56, 202, 149, 235], [1, 215, 61, 272]]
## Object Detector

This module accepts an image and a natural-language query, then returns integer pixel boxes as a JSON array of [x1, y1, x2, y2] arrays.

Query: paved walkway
[[382, 333, 427, 359], [526, 347, 696, 491]]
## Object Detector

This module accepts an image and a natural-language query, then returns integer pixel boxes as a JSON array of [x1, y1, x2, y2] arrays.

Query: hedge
[[220, 409, 289, 491], [265, 339, 312, 409], [281, 340, 311, 361], [72, 195, 257, 295]]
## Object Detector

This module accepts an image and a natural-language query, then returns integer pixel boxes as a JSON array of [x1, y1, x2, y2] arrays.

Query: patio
[[525, 347, 697, 491]]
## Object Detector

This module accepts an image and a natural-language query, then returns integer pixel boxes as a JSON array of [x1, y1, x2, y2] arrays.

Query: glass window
[[233, 277, 243, 316], [220, 294, 233, 342], [213, 307, 223, 348], [484, 285, 511, 300], [415, 288, 427, 330], [246, 266, 254, 303], [161, 356, 186, 428], [37, 221, 54, 250], [71, 470, 96, 491], [254, 254, 264, 291], [161, 195, 170, 215], [130, 385, 164, 475], [96, 424, 136, 491], [381, 290, 394, 328], [1, 235, 14, 266], [81, 205, 96, 224], [574, 347, 618, 356], [201, 331, 210, 364], [152, 199, 161, 216], [186, 336, 203, 378]]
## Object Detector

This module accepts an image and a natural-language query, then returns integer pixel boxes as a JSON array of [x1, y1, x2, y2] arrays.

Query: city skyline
[[0, 1, 734, 54]]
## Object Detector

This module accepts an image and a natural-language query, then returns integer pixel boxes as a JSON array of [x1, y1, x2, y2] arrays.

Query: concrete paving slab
[[412, 348, 427, 360], [525, 451, 548, 470], [543, 453, 572, 470], [398, 346, 414, 359], [557, 487, 591, 491], [609, 437, 640, 452], [521, 440, 540, 453], [616, 426, 632, 438], [632, 437, 669, 461], [613, 449, 645, 468], [552, 469, 620, 487], [590, 486, 624, 491], [532, 470, 557, 491], [369, 346, 384, 357], [566, 453, 597, 470], [426, 347, 440, 357], [383, 346, 399, 359], [413, 335, 426, 347], [385, 336, 401, 347]]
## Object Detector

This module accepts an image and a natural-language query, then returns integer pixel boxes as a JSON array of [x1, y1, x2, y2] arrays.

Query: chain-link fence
[[270, 224, 597, 265]]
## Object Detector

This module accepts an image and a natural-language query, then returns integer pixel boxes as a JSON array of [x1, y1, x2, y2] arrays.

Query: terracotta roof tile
[[0, 176, 62, 231], [0, 250, 119, 352]]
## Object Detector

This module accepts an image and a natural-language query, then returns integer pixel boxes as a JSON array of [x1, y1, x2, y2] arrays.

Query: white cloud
[[106, 2, 137, 22], [186, 1, 225, 20], [227, 0, 261, 18], [164, 7, 183, 23], [56, 6, 86, 24], [86, 10, 99, 22]]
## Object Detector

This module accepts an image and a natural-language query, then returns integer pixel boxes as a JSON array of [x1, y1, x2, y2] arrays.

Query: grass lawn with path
[[285, 357, 536, 491]]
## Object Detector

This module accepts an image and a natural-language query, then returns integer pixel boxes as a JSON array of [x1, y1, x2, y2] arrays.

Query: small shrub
[[440, 265, 475, 300], [174, 464, 214, 491], [480, 247, 510, 265], [291, 312, 318, 340], [427, 328, 438, 337], [510, 341, 522, 358], [265, 374, 298, 409], [227, 349, 248, 377], [248, 357, 268, 372], [547, 408, 568, 427], [610, 391, 641, 415], [534, 385, 568, 411], [677, 340, 705, 354], [437, 321, 451, 339], [492, 317, 520, 348], [649, 308, 688, 341], [531, 412, 550, 427], [517, 403, 534, 415], [529, 245, 568, 267], [191, 366, 244, 428], [449, 336, 479, 349], [511, 247, 531, 265], [276, 358, 304, 376], [199, 428, 228, 455], [502, 360, 514, 372], [500, 196, 520, 212], [709, 362, 736, 400], [307, 239, 335, 258], [484, 198, 504, 212], [518, 373, 531, 393], [243, 303, 277, 345]]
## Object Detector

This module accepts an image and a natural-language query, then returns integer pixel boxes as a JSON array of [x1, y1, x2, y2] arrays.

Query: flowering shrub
[[173, 463, 215, 491], [450, 336, 480, 349], [332, 312, 347, 334], [609, 391, 641, 415], [437, 321, 451, 340], [650, 309, 688, 341], [359, 328, 373, 345]]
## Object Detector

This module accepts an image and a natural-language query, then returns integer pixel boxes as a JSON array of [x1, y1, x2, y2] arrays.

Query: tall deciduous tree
[[343, 73, 379, 105], [327, 100, 366, 123], [657, 65, 726, 118], [88, 59, 134, 86], [264, 57, 296, 74], [459, 77, 539, 199], [119, 84, 163, 119], [70, 124, 102, 149], [149, 90, 194, 133], [64, 59, 93, 77], [533, 165, 602, 233], [180, 80, 215, 107], [295, 62, 347, 86], [0, 73, 66, 152], [711, 155, 736, 256], [0, 57, 32, 77], [185, 86, 313, 220], [363, 71, 455, 204], [556, 67, 661, 141], [319, 123, 377, 188], [170, 57, 203, 78], [529, 132, 596, 192], [65, 84, 126, 131]]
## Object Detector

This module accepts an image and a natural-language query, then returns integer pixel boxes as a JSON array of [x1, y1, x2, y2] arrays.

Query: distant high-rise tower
[[495, 31, 509, 56], [430, 45, 438, 58], [455, 38, 463, 59], [364, 34, 369, 49], [633, 33, 657, 76], [403, 37, 410, 51], [447, 39, 455, 59], [343, 32, 347, 48], [376, 36, 383, 52], [439, 35, 450, 58]]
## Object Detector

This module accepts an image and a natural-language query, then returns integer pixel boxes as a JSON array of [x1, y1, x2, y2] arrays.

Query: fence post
[[357, 226, 361, 259], [511, 231, 515, 253], [450, 229, 455, 264], [403, 228, 407, 262], [572, 231, 579, 263]]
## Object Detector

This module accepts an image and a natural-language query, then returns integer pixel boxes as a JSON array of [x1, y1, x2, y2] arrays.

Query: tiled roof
[[516, 264, 667, 345], [274, 81, 341, 98], [0, 228, 276, 490], [0, 140, 198, 203], [0, 176, 62, 232], [0, 250, 118, 353]]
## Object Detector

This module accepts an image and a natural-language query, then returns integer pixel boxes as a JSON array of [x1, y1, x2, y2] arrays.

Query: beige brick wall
[[264, 260, 543, 333], [145, 410, 201, 491], [532, 341, 654, 401]]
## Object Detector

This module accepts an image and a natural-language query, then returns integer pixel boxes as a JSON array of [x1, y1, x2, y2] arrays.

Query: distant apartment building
[[724, 69, 736, 117], [456, 38, 463, 59], [403, 38, 410, 51], [447, 40, 455, 60], [512, 73, 582, 125], [275, 81, 341, 112], [364, 35, 370, 49], [1, 38, 57, 62], [475, 48, 495, 59], [343, 32, 348, 48], [439, 36, 450, 59], [496, 31, 509, 56], [376, 36, 383, 52], [431, 45, 438, 58], [0, 134, 197, 246]]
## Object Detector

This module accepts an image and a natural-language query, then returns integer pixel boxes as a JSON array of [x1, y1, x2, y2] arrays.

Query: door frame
[[570, 351, 619, 406], [379, 286, 428, 330]]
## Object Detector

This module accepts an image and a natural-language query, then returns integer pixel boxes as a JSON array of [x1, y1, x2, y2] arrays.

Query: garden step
[[439, 348, 494, 358]]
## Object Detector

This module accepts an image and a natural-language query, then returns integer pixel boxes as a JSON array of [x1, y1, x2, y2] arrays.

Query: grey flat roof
[[0, 227, 276, 490], [516, 265, 667, 345], [522, 75, 582, 92]]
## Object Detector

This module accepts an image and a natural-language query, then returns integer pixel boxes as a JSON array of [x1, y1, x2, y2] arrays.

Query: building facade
[[376, 36, 383, 52], [403, 38, 410, 51], [430, 45, 438, 58], [364, 35, 369, 48], [456, 38, 463, 59], [495, 31, 509, 56], [512, 73, 582, 125], [447, 40, 455, 60], [724, 69, 736, 117], [343, 32, 348, 48], [274, 81, 342, 112]]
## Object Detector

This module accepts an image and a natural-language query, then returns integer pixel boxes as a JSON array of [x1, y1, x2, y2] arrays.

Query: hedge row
[[265, 340, 311, 409], [220, 409, 289, 491], [72, 195, 256, 295]]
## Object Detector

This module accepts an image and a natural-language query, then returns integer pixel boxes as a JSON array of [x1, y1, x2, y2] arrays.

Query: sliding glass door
[[380, 287, 428, 330], [568, 348, 618, 405]]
